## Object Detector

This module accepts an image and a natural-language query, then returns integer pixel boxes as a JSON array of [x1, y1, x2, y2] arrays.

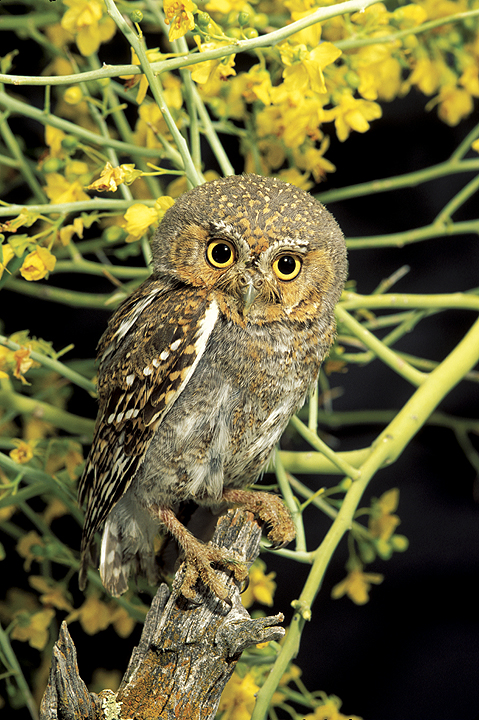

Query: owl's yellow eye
[[272, 254, 302, 281], [206, 240, 235, 268]]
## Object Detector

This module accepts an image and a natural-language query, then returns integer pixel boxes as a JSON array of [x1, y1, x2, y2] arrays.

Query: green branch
[[0, 0, 381, 87], [0, 335, 96, 393], [104, 0, 202, 186], [317, 158, 479, 205], [0, 384, 95, 437]]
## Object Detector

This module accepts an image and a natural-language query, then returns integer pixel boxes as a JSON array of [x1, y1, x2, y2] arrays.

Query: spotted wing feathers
[[78, 278, 217, 588]]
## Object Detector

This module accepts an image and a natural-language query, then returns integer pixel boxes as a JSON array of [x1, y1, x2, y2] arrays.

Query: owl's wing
[[78, 278, 219, 582]]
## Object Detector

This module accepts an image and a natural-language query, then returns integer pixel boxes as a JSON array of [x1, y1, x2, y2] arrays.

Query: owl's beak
[[240, 275, 261, 315]]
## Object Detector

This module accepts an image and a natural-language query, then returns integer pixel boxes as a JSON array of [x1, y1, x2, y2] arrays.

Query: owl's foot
[[158, 506, 248, 600], [222, 488, 296, 549]]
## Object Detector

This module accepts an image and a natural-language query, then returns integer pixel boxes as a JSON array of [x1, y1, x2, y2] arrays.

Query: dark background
[[1, 13, 479, 720]]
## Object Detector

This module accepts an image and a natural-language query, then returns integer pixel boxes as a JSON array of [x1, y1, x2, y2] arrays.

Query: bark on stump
[[40, 509, 285, 720]]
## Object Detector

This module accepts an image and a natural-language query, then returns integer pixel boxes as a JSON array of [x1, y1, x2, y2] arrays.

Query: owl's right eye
[[206, 240, 235, 269]]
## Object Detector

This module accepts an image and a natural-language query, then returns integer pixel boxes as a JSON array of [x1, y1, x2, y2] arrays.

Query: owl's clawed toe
[[158, 505, 248, 601], [180, 543, 249, 601], [222, 488, 296, 550]]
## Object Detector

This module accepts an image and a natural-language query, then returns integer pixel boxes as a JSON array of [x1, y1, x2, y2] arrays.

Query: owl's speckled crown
[[153, 174, 348, 308]]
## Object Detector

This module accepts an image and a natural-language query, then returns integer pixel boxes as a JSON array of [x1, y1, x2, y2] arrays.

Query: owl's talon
[[179, 543, 248, 601]]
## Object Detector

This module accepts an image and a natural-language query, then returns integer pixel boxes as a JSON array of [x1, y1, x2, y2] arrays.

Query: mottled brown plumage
[[78, 174, 347, 600]]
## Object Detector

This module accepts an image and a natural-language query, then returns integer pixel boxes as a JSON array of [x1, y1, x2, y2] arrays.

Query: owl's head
[[152, 175, 347, 325]]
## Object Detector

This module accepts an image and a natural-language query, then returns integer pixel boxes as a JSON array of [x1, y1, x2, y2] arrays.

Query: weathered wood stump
[[41, 509, 285, 719]]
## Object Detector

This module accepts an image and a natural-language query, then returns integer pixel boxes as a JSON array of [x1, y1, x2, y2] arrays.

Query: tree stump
[[40, 509, 285, 720]]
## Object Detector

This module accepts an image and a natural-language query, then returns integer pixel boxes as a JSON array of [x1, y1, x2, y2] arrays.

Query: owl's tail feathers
[[99, 515, 158, 598]]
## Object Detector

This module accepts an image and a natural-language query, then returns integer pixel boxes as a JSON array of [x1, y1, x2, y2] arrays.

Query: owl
[[78, 174, 347, 600]]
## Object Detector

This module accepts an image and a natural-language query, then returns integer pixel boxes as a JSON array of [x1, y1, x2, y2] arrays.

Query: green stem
[[346, 219, 479, 249], [0, 112, 46, 203], [279, 448, 373, 475], [0, 623, 39, 720], [335, 8, 479, 50], [104, 0, 203, 186], [289, 415, 362, 479], [335, 305, 427, 386], [3, 276, 120, 309], [0, 198, 150, 218], [340, 291, 479, 312], [435, 172, 479, 224], [274, 449, 306, 552], [0, 335, 96, 393], [317, 158, 479, 205], [0, 384, 95, 437], [191, 84, 236, 177], [0, 91, 164, 161]]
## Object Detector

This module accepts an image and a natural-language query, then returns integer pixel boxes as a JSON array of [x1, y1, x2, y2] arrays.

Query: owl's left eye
[[206, 240, 235, 269], [272, 254, 302, 281]]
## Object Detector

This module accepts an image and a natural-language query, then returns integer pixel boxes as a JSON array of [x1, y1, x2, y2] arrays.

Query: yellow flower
[[392, 3, 428, 28], [205, 0, 246, 11], [407, 56, 450, 96], [16, 531, 45, 571], [436, 85, 474, 126], [368, 488, 400, 542], [242, 65, 274, 106], [304, 694, 363, 720], [87, 162, 141, 193], [134, 103, 169, 150], [281, 42, 342, 95], [472, 139, 479, 154], [61, 0, 116, 57], [293, 138, 336, 182], [66, 595, 115, 635], [190, 37, 236, 94], [122, 48, 166, 104], [11, 608, 55, 650], [241, 559, 276, 608], [12, 346, 40, 383], [324, 92, 382, 142], [155, 196, 175, 221], [217, 671, 259, 720], [20, 246, 56, 282], [353, 44, 402, 102], [44, 173, 90, 204], [111, 606, 137, 638], [0, 243, 15, 279], [45, 125, 67, 158], [289, 8, 323, 48], [163, 0, 197, 41], [277, 167, 313, 190], [9, 440, 34, 465], [460, 65, 479, 98], [43, 498, 69, 526], [59, 217, 84, 246], [122, 203, 159, 242], [0, 208, 41, 235], [29, 576, 73, 612], [63, 86, 83, 105], [331, 565, 383, 605]]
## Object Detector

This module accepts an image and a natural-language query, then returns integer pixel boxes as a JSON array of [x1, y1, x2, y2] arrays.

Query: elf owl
[[78, 174, 347, 600]]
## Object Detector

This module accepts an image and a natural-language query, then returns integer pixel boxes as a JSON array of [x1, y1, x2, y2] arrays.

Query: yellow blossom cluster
[[181, 0, 479, 180]]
